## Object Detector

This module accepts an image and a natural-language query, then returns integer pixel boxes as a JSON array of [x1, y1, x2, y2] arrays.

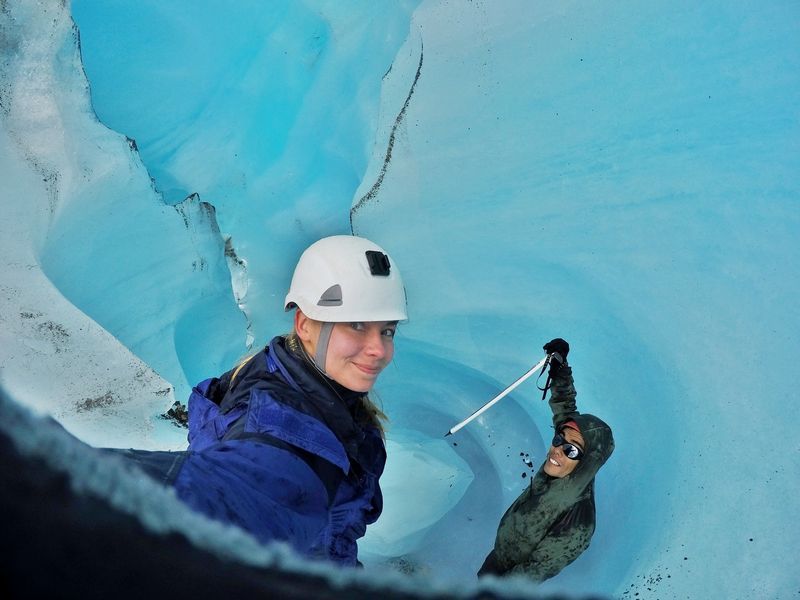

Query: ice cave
[[1, 1, 798, 598]]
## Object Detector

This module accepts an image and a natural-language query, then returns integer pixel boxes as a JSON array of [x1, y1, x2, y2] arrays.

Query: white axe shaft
[[446, 355, 549, 436]]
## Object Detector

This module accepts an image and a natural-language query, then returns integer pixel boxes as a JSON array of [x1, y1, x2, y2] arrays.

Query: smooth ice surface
[[360, 430, 474, 559], [2, 0, 799, 598]]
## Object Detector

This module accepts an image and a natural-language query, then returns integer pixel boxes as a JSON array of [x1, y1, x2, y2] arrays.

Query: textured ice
[[2, 0, 799, 598], [1, 384, 529, 599]]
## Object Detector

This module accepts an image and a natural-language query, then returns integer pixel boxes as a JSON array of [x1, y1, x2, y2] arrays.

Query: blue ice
[[1, 0, 798, 597]]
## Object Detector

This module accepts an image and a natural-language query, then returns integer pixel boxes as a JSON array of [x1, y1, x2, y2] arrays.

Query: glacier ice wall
[[351, 3, 800, 597], [69, 0, 422, 342], [2, 0, 799, 598], [0, 0, 244, 449]]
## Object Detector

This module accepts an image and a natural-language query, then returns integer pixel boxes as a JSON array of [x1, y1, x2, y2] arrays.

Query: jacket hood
[[529, 412, 614, 510], [568, 413, 614, 483]]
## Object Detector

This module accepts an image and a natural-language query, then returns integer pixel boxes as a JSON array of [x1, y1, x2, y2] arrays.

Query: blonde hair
[[355, 390, 388, 439]]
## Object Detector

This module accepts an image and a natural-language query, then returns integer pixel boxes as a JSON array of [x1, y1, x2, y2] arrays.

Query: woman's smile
[[353, 362, 382, 375], [543, 427, 585, 478], [296, 315, 397, 393]]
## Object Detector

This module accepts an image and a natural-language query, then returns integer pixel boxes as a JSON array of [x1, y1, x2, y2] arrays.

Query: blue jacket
[[171, 335, 386, 565]]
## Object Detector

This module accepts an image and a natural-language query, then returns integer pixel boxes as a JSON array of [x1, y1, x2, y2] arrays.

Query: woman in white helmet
[[166, 235, 407, 566]]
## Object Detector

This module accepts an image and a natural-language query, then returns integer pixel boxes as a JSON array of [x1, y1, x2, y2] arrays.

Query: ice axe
[[445, 354, 551, 437]]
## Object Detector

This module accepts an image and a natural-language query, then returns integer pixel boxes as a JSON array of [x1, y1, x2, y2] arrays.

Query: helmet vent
[[366, 250, 391, 276], [317, 284, 343, 306]]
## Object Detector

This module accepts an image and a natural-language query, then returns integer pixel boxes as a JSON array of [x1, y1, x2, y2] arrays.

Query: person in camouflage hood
[[478, 338, 614, 582]]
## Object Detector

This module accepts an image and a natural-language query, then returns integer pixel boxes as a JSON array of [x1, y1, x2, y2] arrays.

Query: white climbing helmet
[[285, 235, 408, 322]]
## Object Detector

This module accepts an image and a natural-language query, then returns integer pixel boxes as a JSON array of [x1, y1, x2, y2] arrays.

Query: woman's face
[[295, 311, 397, 392], [542, 426, 585, 478]]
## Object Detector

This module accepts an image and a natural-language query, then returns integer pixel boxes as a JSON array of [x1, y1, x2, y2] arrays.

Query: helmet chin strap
[[314, 321, 335, 374]]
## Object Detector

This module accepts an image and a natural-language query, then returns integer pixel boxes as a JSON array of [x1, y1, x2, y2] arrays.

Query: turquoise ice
[[1, 1, 798, 597]]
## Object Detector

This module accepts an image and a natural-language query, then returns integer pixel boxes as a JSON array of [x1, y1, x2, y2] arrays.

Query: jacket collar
[[268, 336, 366, 459]]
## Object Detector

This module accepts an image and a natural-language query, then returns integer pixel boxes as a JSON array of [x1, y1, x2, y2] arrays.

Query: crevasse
[[1, 1, 798, 598]]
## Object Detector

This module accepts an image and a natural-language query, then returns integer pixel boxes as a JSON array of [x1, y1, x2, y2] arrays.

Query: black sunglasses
[[552, 432, 584, 461]]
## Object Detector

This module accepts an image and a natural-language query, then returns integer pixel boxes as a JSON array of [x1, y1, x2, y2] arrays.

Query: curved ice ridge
[[350, 36, 424, 232]]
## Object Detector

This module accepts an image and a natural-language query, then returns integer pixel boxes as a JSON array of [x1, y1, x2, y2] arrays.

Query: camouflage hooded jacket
[[481, 364, 614, 582]]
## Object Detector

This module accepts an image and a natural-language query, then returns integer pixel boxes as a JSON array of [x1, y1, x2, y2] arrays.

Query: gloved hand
[[543, 338, 569, 376]]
